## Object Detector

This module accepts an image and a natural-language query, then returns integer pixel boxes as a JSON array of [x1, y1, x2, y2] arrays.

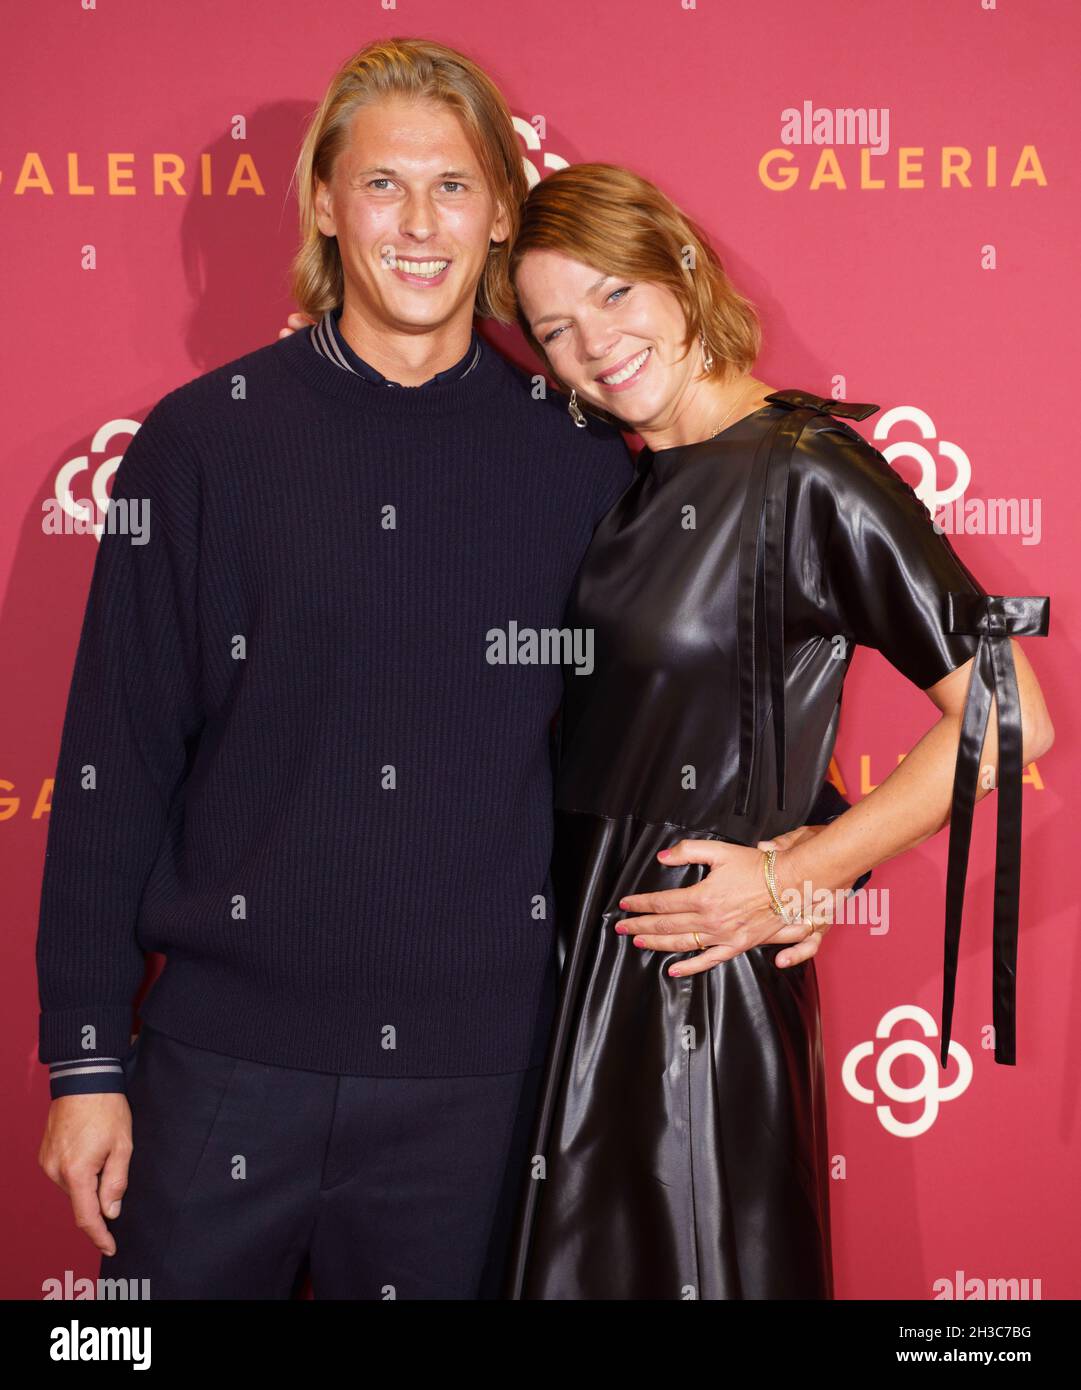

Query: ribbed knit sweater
[[36, 325, 634, 1087]]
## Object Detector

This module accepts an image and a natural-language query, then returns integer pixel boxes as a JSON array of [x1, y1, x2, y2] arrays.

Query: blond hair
[[291, 38, 529, 322], [508, 162, 762, 402]]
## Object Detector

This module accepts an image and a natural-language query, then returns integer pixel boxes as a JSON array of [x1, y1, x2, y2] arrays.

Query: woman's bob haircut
[[508, 162, 762, 423]]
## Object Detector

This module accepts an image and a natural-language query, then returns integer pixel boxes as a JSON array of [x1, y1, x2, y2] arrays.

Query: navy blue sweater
[[37, 324, 633, 1095]]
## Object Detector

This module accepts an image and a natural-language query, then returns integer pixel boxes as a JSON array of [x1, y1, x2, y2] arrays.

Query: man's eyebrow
[[533, 275, 612, 328], [354, 166, 476, 179]]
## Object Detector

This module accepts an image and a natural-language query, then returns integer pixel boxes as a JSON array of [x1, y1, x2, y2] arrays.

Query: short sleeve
[[800, 419, 988, 689]]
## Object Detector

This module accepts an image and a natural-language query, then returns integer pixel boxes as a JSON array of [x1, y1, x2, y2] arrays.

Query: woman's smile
[[595, 345, 653, 391]]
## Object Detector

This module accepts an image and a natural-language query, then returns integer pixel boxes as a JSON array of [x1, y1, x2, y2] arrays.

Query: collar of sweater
[[276, 318, 504, 417]]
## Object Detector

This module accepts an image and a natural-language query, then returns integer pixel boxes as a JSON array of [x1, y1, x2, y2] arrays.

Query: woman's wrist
[[771, 845, 814, 922], [760, 846, 799, 923], [760, 848, 787, 920]]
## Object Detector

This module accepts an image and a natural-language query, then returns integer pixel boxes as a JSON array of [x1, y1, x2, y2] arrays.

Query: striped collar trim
[[310, 310, 482, 382]]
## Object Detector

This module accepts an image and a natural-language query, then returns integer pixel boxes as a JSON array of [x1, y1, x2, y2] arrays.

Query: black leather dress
[[505, 390, 1049, 1300]]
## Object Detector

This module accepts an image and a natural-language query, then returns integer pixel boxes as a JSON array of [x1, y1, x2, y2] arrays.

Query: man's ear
[[314, 178, 337, 238], [489, 198, 511, 249]]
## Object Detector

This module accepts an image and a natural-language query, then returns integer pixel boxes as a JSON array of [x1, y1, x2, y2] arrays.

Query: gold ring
[[693, 931, 703, 950]]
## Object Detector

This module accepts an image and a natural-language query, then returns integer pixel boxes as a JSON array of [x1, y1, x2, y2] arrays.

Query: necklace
[[643, 382, 764, 457], [707, 382, 760, 439]]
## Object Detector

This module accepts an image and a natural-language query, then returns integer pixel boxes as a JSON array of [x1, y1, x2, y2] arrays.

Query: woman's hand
[[616, 827, 833, 977], [278, 311, 316, 340]]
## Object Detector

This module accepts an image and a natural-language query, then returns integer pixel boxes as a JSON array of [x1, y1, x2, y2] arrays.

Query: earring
[[699, 332, 714, 372], [568, 389, 588, 428]]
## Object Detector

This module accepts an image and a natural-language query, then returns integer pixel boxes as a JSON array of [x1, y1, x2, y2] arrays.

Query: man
[[36, 37, 835, 1299]]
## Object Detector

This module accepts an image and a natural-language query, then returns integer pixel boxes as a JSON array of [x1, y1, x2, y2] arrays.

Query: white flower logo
[[872, 406, 971, 514], [55, 418, 141, 542], [513, 117, 569, 188], [842, 1005, 973, 1137]]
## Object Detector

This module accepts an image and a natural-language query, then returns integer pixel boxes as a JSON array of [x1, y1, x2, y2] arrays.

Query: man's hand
[[616, 824, 834, 978], [278, 311, 316, 340], [39, 1095, 133, 1257]]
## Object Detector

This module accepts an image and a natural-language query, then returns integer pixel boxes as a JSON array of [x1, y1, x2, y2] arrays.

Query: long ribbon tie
[[940, 593, 1050, 1067]]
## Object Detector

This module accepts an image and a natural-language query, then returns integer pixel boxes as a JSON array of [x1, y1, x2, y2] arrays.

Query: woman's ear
[[314, 179, 337, 238]]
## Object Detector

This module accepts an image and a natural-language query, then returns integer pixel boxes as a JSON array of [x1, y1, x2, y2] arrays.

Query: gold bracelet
[[763, 849, 787, 917], [763, 848, 812, 927]]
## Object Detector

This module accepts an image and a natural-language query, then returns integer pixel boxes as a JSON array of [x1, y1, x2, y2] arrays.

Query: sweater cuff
[[49, 1058, 126, 1100], [38, 1005, 135, 1068]]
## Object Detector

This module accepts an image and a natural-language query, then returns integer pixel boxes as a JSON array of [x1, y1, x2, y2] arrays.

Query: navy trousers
[[101, 1024, 543, 1299]]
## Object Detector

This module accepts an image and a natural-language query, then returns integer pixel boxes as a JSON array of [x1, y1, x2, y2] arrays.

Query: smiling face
[[314, 95, 510, 336], [514, 248, 708, 432]]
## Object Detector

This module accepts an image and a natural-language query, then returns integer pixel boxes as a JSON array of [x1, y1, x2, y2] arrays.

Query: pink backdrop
[[2, 0, 1076, 1300]]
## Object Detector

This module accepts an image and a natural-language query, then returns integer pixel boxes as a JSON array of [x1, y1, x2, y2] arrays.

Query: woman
[[495, 163, 1053, 1299]]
